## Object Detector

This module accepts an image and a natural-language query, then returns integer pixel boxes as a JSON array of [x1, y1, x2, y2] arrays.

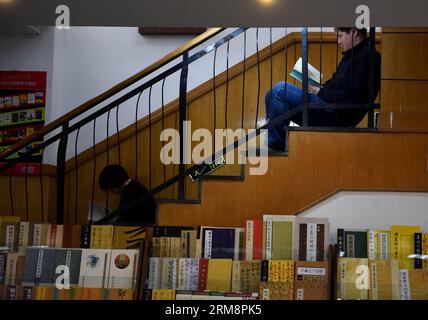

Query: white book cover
[[107, 249, 139, 289], [148, 257, 162, 289], [290, 57, 323, 86], [32, 224, 43, 247], [189, 258, 199, 290], [5, 253, 19, 286], [177, 258, 186, 290], [79, 249, 111, 288]]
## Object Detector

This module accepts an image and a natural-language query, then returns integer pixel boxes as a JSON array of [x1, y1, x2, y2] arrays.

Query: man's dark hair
[[337, 27, 368, 38], [99, 164, 129, 191]]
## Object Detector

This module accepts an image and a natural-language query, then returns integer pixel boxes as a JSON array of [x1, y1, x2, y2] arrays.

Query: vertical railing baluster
[[269, 28, 273, 122], [161, 78, 166, 186], [335, 29, 339, 104], [39, 148, 45, 222], [24, 162, 29, 221], [74, 128, 80, 225], [135, 92, 143, 179], [213, 47, 218, 156], [320, 27, 323, 87], [284, 27, 288, 102], [66, 170, 70, 224], [368, 27, 376, 128], [241, 29, 247, 129], [148, 86, 153, 191], [90, 118, 97, 223], [225, 40, 230, 148], [178, 52, 189, 201], [116, 105, 121, 165], [106, 110, 111, 210], [255, 28, 261, 129], [301, 28, 309, 126], [9, 169, 14, 216], [56, 123, 69, 224]]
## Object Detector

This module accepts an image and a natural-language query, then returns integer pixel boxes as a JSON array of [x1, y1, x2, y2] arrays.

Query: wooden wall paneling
[[382, 33, 428, 79], [158, 131, 428, 227], [379, 80, 428, 129], [382, 28, 428, 33], [0, 174, 56, 223]]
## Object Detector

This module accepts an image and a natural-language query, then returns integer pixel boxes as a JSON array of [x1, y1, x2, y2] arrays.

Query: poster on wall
[[0, 71, 46, 176]]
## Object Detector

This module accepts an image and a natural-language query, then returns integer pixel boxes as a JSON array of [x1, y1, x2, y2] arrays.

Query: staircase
[[1, 27, 427, 228]]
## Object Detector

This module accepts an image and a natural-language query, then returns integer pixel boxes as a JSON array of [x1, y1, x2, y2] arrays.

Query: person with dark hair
[[265, 27, 381, 151], [98, 164, 157, 224]]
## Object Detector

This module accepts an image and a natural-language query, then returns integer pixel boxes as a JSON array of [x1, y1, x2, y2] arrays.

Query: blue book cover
[[201, 227, 236, 259]]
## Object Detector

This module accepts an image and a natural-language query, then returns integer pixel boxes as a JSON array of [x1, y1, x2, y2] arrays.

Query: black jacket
[[318, 37, 381, 126], [117, 179, 157, 224]]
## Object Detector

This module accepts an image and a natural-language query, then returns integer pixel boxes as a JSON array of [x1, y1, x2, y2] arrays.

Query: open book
[[290, 57, 323, 87]]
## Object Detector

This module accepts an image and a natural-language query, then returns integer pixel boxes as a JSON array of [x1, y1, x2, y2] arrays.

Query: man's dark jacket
[[318, 37, 381, 126]]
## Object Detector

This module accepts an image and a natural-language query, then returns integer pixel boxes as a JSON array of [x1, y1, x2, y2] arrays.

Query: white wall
[[0, 26, 55, 124], [300, 191, 428, 244]]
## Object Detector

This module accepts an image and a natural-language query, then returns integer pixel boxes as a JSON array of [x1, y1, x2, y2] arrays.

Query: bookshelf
[[0, 71, 47, 165]]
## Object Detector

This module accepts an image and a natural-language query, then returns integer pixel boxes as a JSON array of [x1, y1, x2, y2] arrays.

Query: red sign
[[0, 71, 47, 91]]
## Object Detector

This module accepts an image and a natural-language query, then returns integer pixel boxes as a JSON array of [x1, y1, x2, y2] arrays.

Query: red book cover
[[253, 220, 263, 260], [62, 225, 73, 248], [49, 224, 57, 247], [198, 259, 209, 291]]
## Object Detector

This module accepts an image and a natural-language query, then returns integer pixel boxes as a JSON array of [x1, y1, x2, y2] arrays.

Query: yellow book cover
[[79, 288, 105, 300], [368, 259, 399, 300], [207, 259, 232, 292], [268, 260, 280, 282], [262, 215, 296, 260], [106, 288, 134, 300], [239, 260, 261, 293], [160, 237, 171, 258], [180, 230, 197, 258], [279, 260, 295, 282], [337, 258, 369, 300], [152, 288, 176, 300], [152, 236, 161, 257], [391, 225, 420, 270], [112, 226, 145, 249], [170, 237, 181, 258], [423, 234, 427, 270], [259, 281, 293, 300], [90, 225, 114, 249], [55, 288, 78, 300], [34, 287, 54, 300], [39, 223, 50, 246], [408, 269, 428, 300], [0, 216, 20, 239]]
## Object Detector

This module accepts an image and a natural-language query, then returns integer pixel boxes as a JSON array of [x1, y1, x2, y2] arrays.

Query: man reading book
[[265, 27, 381, 151]]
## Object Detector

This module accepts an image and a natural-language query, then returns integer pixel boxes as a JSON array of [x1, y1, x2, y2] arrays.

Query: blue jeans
[[265, 82, 341, 151]]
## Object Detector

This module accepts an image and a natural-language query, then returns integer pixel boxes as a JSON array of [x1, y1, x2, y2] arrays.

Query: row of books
[[148, 258, 329, 300], [152, 216, 330, 262], [338, 226, 428, 270], [0, 216, 146, 252], [0, 92, 44, 109], [337, 258, 428, 300], [0, 286, 135, 301], [0, 247, 140, 300], [0, 125, 43, 144], [147, 289, 259, 300]]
